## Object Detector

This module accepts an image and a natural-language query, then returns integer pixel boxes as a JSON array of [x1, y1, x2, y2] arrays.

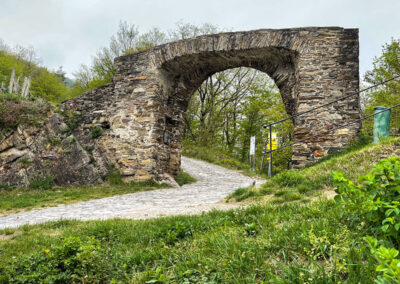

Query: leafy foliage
[[334, 157, 400, 282], [89, 126, 102, 139], [363, 38, 400, 135], [334, 156, 400, 241]]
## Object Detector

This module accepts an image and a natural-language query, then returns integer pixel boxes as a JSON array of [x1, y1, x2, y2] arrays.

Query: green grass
[[175, 169, 197, 186], [228, 137, 400, 202], [0, 181, 167, 216], [0, 200, 377, 283]]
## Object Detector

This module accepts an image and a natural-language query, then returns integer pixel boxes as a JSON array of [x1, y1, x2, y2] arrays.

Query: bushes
[[107, 164, 124, 185], [334, 156, 400, 240], [90, 126, 102, 139], [334, 156, 400, 282], [29, 175, 54, 190], [273, 170, 307, 187]]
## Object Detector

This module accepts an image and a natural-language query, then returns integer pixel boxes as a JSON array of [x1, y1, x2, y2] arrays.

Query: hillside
[[228, 137, 400, 202], [0, 50, 72, 103], [1, 139, 399, 282]]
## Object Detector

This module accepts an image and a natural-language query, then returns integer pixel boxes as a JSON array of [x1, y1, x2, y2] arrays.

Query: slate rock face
[[0, 27, 361, 186], [0, 114, 108, 187]]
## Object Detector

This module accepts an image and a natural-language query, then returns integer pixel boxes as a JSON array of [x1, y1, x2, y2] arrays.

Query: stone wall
[[0, 27, 360, 186]]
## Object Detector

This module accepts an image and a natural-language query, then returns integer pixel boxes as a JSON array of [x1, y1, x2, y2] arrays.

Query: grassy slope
[[0, 201, 374, 283], [1, 139, 398, 282], [228, 137, 400, 202]]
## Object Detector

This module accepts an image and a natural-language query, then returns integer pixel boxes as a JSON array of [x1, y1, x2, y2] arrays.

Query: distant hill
[[0, 50, 72, 103]]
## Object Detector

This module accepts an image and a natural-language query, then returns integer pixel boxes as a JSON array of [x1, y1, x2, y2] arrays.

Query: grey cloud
[[0, 0, 399, 78]]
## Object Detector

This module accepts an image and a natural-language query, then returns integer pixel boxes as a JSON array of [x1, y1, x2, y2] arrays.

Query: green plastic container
[[373, 106, 391, 143]]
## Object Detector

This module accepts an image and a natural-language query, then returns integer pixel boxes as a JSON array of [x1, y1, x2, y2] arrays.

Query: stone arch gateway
[[62, 27, 360, 182]]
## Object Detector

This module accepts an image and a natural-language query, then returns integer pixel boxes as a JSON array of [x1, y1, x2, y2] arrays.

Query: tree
[[72, 21, 141, 93], [363, 39, 400, 134], [168, 21, 220, 41]]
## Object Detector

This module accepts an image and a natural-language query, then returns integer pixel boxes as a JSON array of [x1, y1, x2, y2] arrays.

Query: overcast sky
[[0, 0, 399, 79]]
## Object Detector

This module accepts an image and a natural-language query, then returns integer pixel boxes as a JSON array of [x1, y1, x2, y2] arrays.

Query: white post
[[8, 67, 15, 93], [249, 136, 256, 171], [21, 77, 28, 97], [23, 77, 31, 97], [14, 73, 21, 94]]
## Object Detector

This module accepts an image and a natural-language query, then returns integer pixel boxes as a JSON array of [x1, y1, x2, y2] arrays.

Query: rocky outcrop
[[0, 113, 108, 187]]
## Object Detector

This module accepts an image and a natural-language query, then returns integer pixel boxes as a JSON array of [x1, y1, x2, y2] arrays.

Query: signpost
[[249, 136, 256, 171], [260, 132, 278, 176], [266, 132, 277, 152]]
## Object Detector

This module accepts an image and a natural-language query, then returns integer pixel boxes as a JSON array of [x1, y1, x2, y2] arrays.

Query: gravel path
[[0, 157, 264, 229]]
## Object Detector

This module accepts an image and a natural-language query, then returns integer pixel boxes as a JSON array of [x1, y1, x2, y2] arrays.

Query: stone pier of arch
[[58, 27, 360, 182]]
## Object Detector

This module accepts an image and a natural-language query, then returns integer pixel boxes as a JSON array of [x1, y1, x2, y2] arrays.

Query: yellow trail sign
[[266, 132, 278, 159]]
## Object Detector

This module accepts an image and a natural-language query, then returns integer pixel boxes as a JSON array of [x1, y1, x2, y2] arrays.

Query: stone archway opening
[[157, 47, 300, 177], [170, 65, 295, 175]]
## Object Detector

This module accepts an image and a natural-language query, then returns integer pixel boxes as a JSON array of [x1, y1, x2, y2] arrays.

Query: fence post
[[268, 125, 273, 177], [260, 138, 267, 174]]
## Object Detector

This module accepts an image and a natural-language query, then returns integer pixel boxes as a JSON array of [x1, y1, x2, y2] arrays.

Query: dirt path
[[0, 157, 264, 229]]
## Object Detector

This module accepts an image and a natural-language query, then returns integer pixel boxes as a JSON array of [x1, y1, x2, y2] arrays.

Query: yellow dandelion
[[44, 249, 50, 254]]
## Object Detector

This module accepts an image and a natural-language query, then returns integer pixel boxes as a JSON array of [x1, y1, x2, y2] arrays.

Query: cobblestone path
[[0, 157, 263, 229]]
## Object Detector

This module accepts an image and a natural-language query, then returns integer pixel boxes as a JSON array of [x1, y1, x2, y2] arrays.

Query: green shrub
[[29, 175, 54, 190], [175, 169, 196, 186], [334, 157, 400, 282], [90, 126, 103, 139], [107, 164, 124, 185], [334, 156, 400, 241], [217, 158, 248, 170], [227, 186, 256, 201], [84, 145, 94, 153], [0, 183, 10, 191], [273, 170, 307, 187], [18, 157, 32, 169], [160, 221, 193, 245]]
